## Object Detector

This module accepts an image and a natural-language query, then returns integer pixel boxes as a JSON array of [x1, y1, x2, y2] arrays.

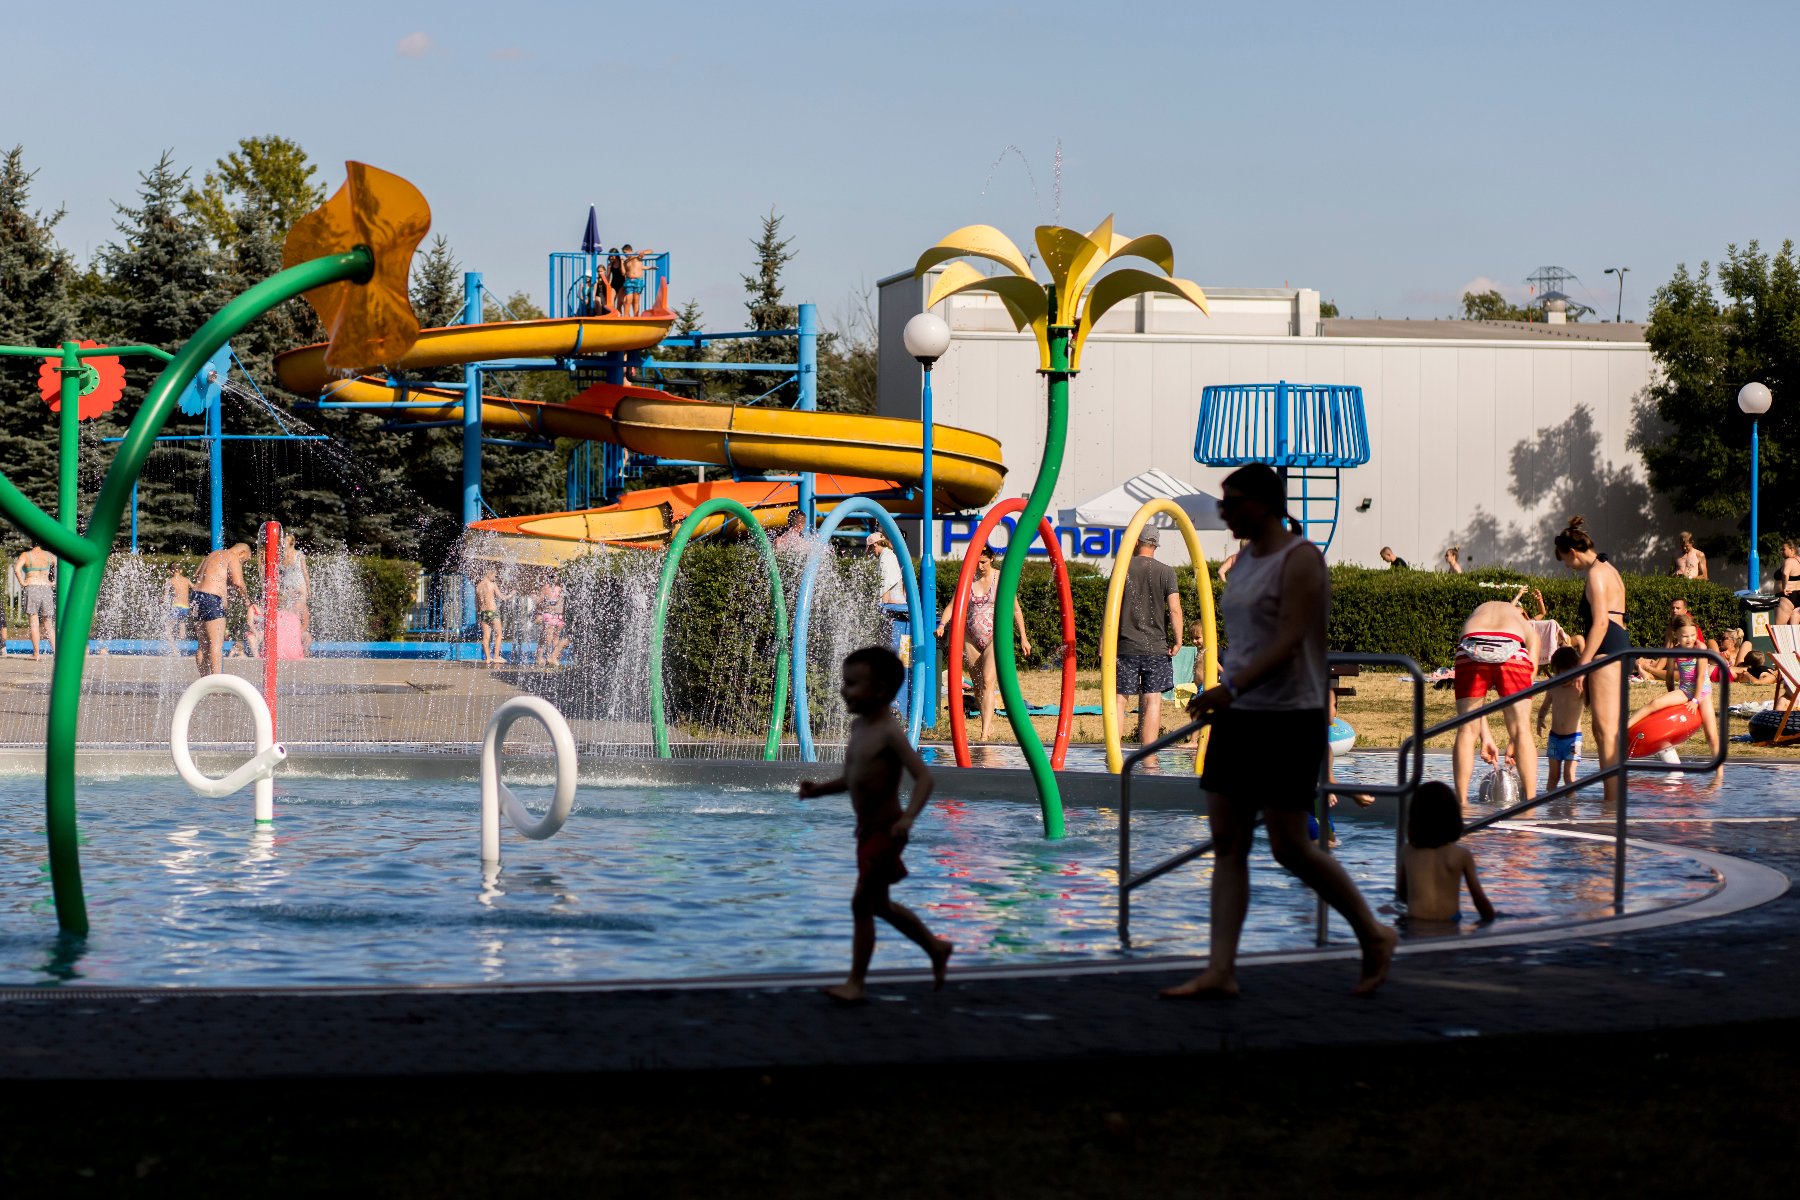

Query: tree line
[[0, 139, 875, 568]]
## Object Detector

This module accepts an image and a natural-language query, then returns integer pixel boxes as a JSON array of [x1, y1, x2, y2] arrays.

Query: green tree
[[410, 234, 464, 328], [0, 146, 76, 529], [1319, 299, 1340, 319], [1638, 240, 1800, 567], [817, 285, 876, 415], [1462, 289, 1534, 322], [83, 151, 227, 551]]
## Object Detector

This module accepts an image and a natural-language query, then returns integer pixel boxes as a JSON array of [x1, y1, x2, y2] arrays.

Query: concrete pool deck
[[0, 817, 1790, 1081]]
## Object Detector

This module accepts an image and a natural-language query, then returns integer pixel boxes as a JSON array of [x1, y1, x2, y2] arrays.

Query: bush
[[1326, 566, 1741, 667], [356, 557, 421, 642]]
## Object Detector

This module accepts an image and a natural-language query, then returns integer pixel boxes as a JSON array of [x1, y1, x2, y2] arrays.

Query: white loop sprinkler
[[171, 673, 287, 823], [481, 695, 578, 864]]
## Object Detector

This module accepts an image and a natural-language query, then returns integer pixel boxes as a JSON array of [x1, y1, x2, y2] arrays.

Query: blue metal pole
[[920, 361, 938, 726], [797, 303, 818, 530], [462, 272, 483, 630], [1749, 417, 1762, 592], [207, 381, 224, 550]]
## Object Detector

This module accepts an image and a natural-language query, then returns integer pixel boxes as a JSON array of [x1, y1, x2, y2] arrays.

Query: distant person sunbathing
[[1672, 531, 1708, 580], [1443, 546, 1464, 574], [798, 646, 953, 1004]]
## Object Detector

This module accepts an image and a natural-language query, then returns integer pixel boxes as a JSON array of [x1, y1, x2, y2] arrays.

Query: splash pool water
[[0, 762, 1725, 989]]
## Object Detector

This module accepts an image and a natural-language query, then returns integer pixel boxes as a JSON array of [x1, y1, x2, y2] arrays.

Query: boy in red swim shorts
[[1451, 600, 1541, 807], [799, 646, 953, 1003]]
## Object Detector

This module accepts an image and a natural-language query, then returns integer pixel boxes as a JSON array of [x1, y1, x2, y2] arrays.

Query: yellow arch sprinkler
[[913, 218, 1208, 837], [0, 163, 429, 935]]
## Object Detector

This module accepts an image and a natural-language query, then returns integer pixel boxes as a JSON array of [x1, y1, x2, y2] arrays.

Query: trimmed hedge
[[926, 559, 1744, 671]]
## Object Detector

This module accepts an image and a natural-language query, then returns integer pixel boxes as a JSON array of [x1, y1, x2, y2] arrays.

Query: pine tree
[[83, 151, 227, 552], [409, 235, 465, 328], [0, 146, 76, 529], [722, 210, 799, 408], [185, 137, 342, 548]]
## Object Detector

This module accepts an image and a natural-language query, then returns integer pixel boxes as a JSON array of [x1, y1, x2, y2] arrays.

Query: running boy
[[1399, 781, 1497, 924], [798, 646, 953, 1003], [1535, 645, 1584, 789]]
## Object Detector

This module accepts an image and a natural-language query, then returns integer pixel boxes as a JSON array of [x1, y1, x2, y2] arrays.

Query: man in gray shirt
[[1116, 526, 1183, 759]]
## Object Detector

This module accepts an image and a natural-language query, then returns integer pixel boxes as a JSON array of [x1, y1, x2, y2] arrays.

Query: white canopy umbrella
[[1062, 468, 1229, 532]]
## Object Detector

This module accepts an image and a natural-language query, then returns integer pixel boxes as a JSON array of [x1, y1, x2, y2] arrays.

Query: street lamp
[[902, 310, 951, 727], [1604, 267, 1629, 323], [1739, 380, 1773, 592]]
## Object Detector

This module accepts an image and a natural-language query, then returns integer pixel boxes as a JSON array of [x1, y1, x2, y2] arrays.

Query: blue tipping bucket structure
[[1193, 381, 1370, 552]]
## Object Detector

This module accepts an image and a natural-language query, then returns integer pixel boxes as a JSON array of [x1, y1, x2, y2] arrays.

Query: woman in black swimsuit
[[1556, 515, 1628, 808], [1774, 539, 1800, 626]]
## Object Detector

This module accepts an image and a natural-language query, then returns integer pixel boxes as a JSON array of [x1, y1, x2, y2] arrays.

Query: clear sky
[[8, 0, 1797, 329]]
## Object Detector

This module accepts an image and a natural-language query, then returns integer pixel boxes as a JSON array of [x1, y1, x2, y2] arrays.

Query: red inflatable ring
[[1626, 703, 1704, 758]]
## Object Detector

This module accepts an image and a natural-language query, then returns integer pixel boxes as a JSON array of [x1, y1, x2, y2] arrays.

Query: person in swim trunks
[[934, 545, 1030, 742], [474, 566, 509, 665], [11, 540, 57, 659], [1452, 599, 1541, 807], [798, 646, 952, 1005], [619, 244, 647, 316], [191, 543, 251, 678], [166, 567, 193, 654], [1535, 645, 1584, 790], [1557, 515, 1629, 808]]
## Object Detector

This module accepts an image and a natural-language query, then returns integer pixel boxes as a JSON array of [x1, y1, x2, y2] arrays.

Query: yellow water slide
[[273, 317, 1006, 557]]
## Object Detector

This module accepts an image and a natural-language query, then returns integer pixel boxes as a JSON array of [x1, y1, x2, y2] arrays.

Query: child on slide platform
[[1399, 781, 1497, 927], [799, 646, 953, 1003]]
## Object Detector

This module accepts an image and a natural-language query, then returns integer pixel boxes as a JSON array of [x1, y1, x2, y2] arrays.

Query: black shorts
[[191, 590, 227, 624], [1199, 706, 1328, 812], [1117, 653, 1174, 695]]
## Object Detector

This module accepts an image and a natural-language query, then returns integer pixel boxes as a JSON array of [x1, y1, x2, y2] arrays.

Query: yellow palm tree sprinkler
[[914, 219, 1207, 836]]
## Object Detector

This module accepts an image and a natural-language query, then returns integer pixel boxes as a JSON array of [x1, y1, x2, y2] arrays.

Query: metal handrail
[[1118, 653, 1426, 943], [1116, 646, 1731, 944], [1403, 646, 1731, 908]]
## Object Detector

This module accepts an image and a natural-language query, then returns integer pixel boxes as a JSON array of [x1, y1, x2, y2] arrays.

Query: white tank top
[[1220, 536, 1329, 711]]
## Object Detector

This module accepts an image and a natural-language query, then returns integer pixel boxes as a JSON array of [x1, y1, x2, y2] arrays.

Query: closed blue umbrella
[[581, 206, 603, 313], [581, 205, 601, 254]]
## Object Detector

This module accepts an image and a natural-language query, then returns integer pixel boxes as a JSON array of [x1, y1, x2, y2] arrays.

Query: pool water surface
[[0, 760, 1727, 989]]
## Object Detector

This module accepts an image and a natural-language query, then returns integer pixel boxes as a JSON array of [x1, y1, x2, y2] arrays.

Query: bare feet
[[1159, 967, 1240, 1000], [1351, 925, 1399, 996], [929, 939, 954, 990], [823, 982, 866, 1005]]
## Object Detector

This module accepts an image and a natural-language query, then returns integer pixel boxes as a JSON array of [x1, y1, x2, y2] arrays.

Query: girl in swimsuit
[[1629, 615, 1720, 758], [534, 574, 567, 667], [935, 545, 1030, 742], [1556, 515, 1628, 808]]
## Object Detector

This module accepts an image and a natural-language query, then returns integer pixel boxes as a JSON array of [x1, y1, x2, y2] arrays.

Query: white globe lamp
[[903, 312, 951, 364]]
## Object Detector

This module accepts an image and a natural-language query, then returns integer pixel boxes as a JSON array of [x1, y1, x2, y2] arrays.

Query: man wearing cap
[[1116, 525, 1183, 763]]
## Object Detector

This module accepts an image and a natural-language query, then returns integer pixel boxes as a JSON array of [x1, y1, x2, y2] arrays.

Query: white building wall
[[878, 274, 1664, 573]]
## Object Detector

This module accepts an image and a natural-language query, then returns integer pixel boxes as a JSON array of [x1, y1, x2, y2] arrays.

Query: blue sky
[[7, 1, 1796, 328]]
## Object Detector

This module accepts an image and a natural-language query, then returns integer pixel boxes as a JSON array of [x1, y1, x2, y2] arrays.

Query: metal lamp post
[[902, 311, 951, 726], [1740, 381, 1773, 592], [1604, 267, 1630, 322]]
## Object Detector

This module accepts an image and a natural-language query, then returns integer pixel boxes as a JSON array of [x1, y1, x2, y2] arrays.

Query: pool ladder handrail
[[1117, 648, 1731, 946], [481, 695, 578, 864], [170, 672, 287, 824]]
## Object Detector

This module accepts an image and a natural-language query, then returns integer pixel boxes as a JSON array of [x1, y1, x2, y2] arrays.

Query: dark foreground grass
[[3, 1018, 1796, 1196]]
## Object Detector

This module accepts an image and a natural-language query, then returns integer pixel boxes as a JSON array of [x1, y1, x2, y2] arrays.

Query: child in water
[[798, 646, 953, 1003], [1399, 781, 1496, 925], [1627, 613, 1720, 757], [1535, 645, 1585, 789]]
